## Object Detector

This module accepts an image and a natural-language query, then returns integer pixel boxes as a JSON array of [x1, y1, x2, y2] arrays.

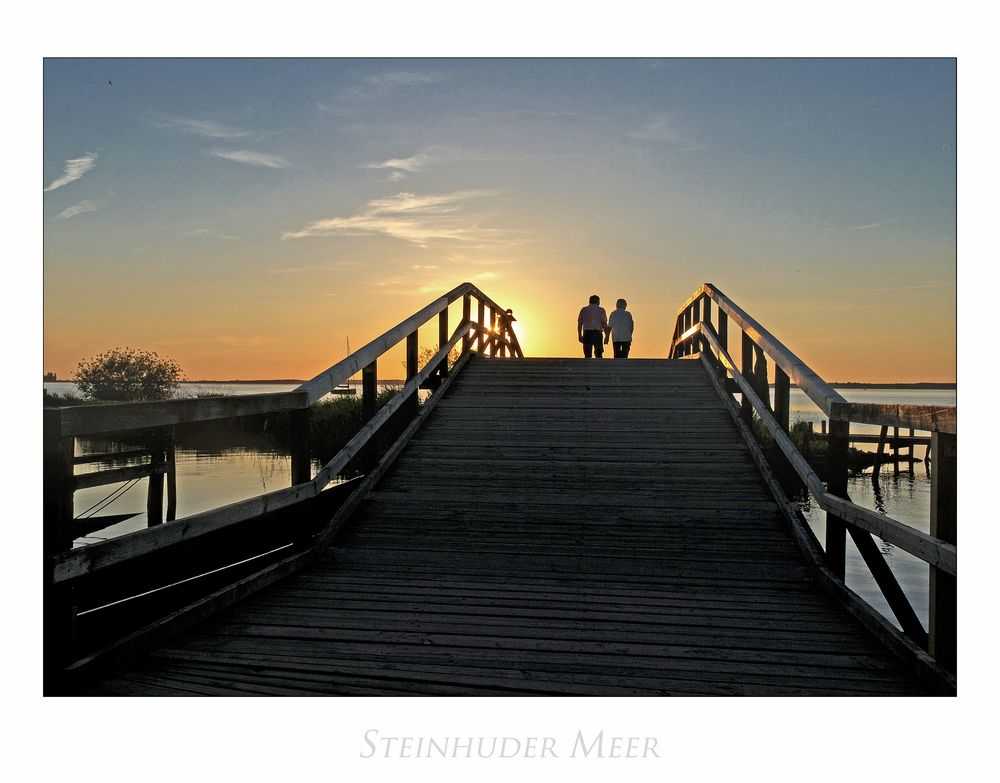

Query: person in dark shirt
[[578, 295, 609, 358]]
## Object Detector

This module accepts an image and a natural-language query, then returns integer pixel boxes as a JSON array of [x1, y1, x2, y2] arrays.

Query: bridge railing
[[670, 283, 956, 674], [44, 282, 522, 680]]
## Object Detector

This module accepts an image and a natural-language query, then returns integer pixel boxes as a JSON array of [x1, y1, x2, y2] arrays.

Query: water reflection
[[797, 471, 932, 632], [72, 433, 320, 548]]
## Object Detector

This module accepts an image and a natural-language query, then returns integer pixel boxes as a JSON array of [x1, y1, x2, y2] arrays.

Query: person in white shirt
[[606, 298, 634, 358], [577, 294, 609, 358]]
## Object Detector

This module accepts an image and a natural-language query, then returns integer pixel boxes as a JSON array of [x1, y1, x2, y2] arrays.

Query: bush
[[73, 347, 182, 402]]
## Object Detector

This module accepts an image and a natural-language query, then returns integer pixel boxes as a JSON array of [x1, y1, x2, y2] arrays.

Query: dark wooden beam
[[929, 431, 957, 672], [439, 308, 449, 378], [741, 332, 754, 424], [362, 360, 377, 423], [825, 418, 850, 579]]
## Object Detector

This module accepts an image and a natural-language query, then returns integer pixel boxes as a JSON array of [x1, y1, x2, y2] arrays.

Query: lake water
[[52, 380, 955, 632]]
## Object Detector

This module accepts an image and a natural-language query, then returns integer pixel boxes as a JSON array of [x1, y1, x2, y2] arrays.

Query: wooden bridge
[[44, 283, 957, 695]]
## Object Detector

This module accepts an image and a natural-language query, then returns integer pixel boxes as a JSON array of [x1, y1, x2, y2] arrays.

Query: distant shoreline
[[184, 380, 957, 389], [46, 378, 956, 389], [827, 382, 956, 390]]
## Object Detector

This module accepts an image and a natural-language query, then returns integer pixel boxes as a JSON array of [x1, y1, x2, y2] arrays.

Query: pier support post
[[488, 306, 497, 356], [929, 431, 957, 672], [362, 360, 377, 423], [825, 418, 850, 580], [44, 409, 75, 556], [740, 333, 754, 424], [146, 431, 166, 527], [718, 310, 728, 359], [290, 408, 312, 485], [439, 309, 449, 378], [774, 366, 790, 433], [892, 427, 900, 476], [43, 409, 78, 685], [873, 425, 888, 481], [165, 426, 177, 521], [405, 330, 419, 419], [699, 295, 712, 354], [477, 299, 486, 353], [462, 293, 471, 354]]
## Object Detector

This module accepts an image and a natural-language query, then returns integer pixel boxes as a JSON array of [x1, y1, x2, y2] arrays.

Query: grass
[[750, 413, 876, 476]]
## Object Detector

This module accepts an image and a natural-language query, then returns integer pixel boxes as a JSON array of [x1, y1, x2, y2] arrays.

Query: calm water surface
[[57, 381, 955, 631]]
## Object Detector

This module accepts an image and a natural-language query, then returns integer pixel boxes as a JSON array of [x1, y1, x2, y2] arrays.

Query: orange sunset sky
[[43, 58, 955, 383]]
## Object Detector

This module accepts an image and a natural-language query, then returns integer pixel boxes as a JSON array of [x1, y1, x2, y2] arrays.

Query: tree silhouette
[[73, 347, 182, 402]]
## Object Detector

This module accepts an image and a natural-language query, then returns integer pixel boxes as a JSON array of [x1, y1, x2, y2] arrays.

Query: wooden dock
[[46, 282, 956, 696], [82, 359, 929, 695]]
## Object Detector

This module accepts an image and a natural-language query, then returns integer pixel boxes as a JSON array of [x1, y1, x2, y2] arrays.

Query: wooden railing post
[[488, 306, 497, 356], [929, 431, 957, 672], [740, 332, 754, 423], [165, 426, 178, 521], [718, 309, 728, 358], [825, 418, 850, 579], [774, 366, 790, 433], [462, 293, 471, 353], [477, 298, 486, 353], [753, 345, 770, 412], [44, 409, 75, 556], [692, 297, 701, 327], [362, 360, 377, 422], [147, 431, 166, 527], [44, 409, 77, 686], [700, 295, 712, 354], [439, 309, 449, 378], [290, 407, 312, 485], [405, 330, 419, 418]]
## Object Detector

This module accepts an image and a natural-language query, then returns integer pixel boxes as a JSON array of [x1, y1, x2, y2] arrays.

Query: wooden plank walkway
[[85, 358, 927, 695]]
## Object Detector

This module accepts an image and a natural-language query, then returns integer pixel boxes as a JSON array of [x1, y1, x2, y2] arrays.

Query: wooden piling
[[741, 333, 754, 424], [290, 408, 312, 485], [146, 433, 166, 527], [929, 431, 956, 672], [825, 418, 850, 580], [462, 293, 471, 354], [774, 368, 790, 433], [165, 427, 177, 521], [362, 360, 377, 422], [438, 309, 449, 378]]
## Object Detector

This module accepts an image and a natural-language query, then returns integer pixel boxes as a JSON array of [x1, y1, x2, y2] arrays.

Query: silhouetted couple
[[577, 295, 634, 359]]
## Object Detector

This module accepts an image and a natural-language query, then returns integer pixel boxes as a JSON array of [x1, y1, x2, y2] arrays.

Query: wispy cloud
[[847, 220, 896, 231], [155, 116, 253, 139], [775, 94, 897, 130], [627, 117, 685, 143], [44, 153, 97, 192], [364, 152, 433, 180], [180, 228, 238, 240], [206, 148, 290, 168], [318, 70, 449, 116], [56, 199, 99, 220], [283, 190, 504, 247], [626, 116, 704, 151], [363, 70, 448, 89]]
